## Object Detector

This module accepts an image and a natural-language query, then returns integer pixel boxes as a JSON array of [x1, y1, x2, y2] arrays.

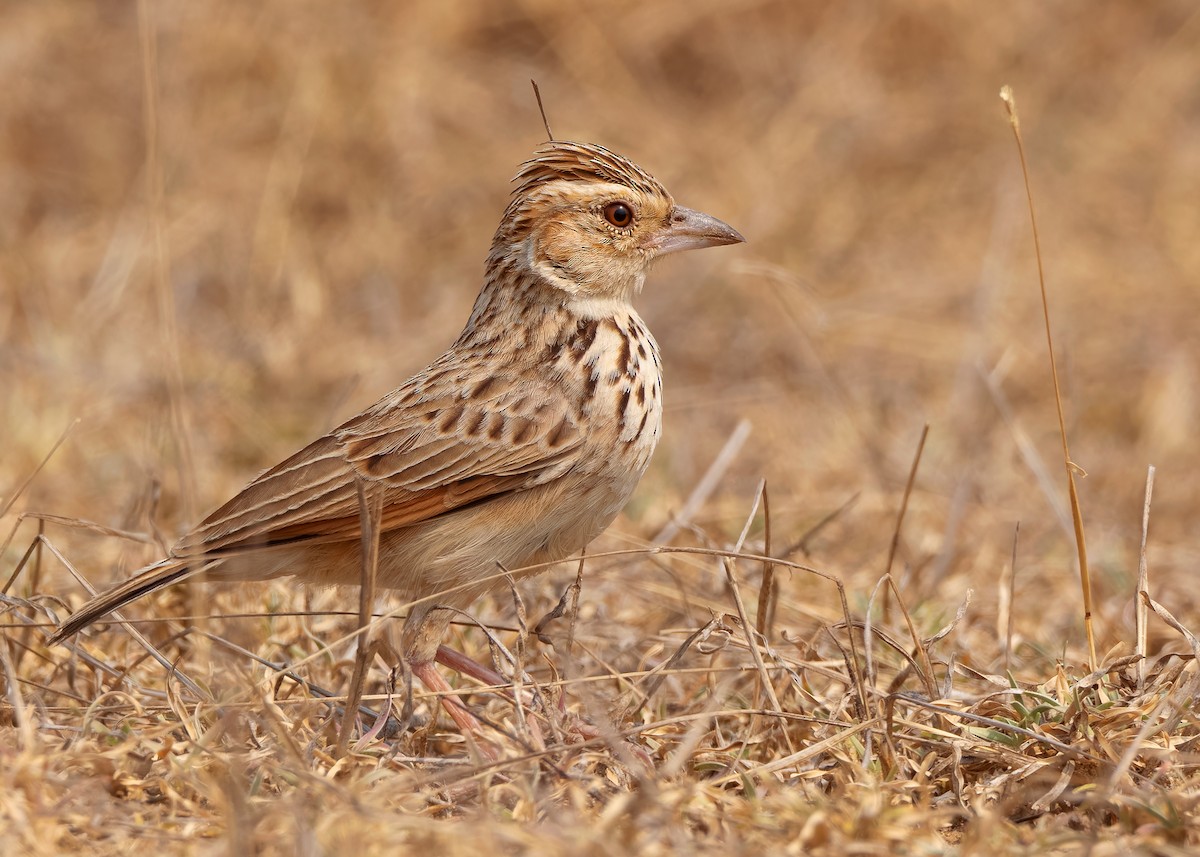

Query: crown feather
[[511, 141, 668, 199]]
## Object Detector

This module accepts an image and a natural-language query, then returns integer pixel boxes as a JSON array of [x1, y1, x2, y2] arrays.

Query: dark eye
[[603, 201, 634, 228]]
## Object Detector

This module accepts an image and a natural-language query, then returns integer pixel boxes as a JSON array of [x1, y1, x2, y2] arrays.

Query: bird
[[49, 139, 744, 738]]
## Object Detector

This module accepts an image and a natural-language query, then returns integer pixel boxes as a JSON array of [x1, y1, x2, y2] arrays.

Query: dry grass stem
[[1000, 85, 1096, 670], [1135, 466, 1155, 689], [336, 479, 384, 757]]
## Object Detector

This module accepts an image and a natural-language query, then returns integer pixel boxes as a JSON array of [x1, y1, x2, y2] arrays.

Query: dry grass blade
[[884, 575, 939, 701], [1141, 594, 1200, 661], [0, 637, 33, 749], [2, 531, 43, 598], [638, 614, 728, 703], [0, 419, 78, 521], [1093, 595, 1200, 802], [782, 491, 859, 558], [37, 537, 207, 698], [754, 481, 777, 642], [978, 362, 1072, 536], [1000, 85, 1095, 670], [714, 719, 879, 785], [863, 574, 888, 695], [1030, 760, 1074, 813], [1, 423, 79, 598], [885, 695, 1103, 764], [336, 478, 384, 757], [1002, 522, 1019, 674], [1136, 466, 1155, 689], [13, 513, 157, 545], [924, 588, 972, 649], [722, 557, 794, 754], [653, 418, 751, 544], [723, 482, 794, 752], [884, 422, 929, 580]]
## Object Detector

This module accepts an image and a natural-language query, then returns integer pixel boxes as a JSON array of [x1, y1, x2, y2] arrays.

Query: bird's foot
[[409, 658, 501, 762]]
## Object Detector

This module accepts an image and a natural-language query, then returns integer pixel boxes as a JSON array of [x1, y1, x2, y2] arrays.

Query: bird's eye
[[603, 201, 635, 228]]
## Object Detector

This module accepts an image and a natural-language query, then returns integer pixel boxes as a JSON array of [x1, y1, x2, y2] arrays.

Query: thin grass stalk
[[1000, 86, 1096, 670], [336, 478, 384, 757], [1135, 466, 1155, 690]]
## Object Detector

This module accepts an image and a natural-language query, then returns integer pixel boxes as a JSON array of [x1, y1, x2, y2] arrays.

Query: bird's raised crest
[[510, 140, 668, 200]]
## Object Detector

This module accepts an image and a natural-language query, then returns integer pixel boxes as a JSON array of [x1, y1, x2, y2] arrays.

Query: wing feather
[[173, 368, 582, 559]]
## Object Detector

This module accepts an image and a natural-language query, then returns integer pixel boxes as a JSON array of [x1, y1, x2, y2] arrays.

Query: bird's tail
[[46, 557, 208, 645]]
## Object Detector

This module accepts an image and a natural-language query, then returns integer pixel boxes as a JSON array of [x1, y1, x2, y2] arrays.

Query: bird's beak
[[648, 205, 746, 256]]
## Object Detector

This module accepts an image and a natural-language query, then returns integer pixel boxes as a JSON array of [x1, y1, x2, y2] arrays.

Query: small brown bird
[[50, 140, 743, 733]]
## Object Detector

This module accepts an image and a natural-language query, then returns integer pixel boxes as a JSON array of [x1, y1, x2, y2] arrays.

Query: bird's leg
[[437, 641, 606, 749], [408, 658, 488, 735], [435, 644, 509, 688], [436, 644, 545, 750], [404, 607, 549, 752], [401, 604, 500, 759]]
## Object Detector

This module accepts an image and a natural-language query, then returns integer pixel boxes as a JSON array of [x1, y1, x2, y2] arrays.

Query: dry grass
[[4, 2, 1200, 854]]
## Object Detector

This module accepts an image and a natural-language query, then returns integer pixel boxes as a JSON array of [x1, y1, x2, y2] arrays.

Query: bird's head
[[493, 141, 744, 308]]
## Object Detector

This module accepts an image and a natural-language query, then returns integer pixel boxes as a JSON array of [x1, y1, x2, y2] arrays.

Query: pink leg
[[436, 644, 509, 688], [409, 659, 498, 761], [436, 644, 545, 750]]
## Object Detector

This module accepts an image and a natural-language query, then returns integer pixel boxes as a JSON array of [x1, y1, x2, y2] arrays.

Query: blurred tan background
[[3, 1, 1198, 665]]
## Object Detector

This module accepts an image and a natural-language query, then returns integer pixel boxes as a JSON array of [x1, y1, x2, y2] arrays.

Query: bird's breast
[[551, 309, 663, 478]]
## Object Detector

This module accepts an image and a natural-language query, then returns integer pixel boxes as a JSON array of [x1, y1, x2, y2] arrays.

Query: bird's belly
[[263, 466, 641, 606]]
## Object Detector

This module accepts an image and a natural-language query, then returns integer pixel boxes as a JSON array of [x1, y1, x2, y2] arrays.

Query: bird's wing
[[173, 372, 583, 558]]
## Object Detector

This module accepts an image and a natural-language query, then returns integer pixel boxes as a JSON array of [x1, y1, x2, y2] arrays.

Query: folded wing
[[173, 370, 583, 559]]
